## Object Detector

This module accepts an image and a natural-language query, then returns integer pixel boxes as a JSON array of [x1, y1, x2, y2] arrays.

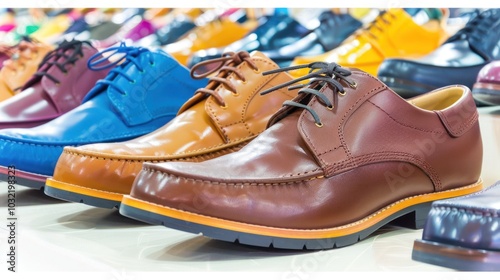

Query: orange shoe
[[0, 39, 53, 102], [291, 8, 449, 77], [164, 18, 258, 66]]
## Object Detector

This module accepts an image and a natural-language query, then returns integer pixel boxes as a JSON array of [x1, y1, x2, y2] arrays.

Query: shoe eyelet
[[349, 81, 357, 89], [253, 68, 261, 74], [130, 80, 136, 84], [241, 79, 247, 85], [220, 104, 228, 109], [315, 122, 323, 128], [326, 105, 334, 110], [232, 91, 239, 97], [338, 90, 346, 96]]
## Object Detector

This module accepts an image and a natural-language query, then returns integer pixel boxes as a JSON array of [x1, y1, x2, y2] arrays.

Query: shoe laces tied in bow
[[189, 51, 259, 107], [33, 40, 90, 85], [87, 42, 155, 96], [260, 62, 356, 127]]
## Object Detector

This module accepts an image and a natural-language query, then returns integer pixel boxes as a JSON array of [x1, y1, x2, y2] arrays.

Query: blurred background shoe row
[[1, 7, 500, 106]]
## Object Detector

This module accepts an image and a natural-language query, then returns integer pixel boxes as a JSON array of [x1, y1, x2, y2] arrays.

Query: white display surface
[[1, 107, 499, 278]]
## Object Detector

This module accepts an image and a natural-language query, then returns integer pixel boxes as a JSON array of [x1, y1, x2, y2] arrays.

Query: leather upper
[[378, 9, 500, 93], [163, 18, 258, 66], [0, 46, 208, 176], [476, 60, 500, 84], [262, 11, 362, 67], [186, 14, 310, 68], [50, 51, 298, 195], [421, 181, 500, 251], [0, 41, 109, 129], [291, 8, 448, 76], [130, 65, 482, 230], [0, 40, 53, 102]]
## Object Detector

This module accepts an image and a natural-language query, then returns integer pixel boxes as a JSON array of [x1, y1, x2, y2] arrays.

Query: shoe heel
[[390, 202, 433, 229]]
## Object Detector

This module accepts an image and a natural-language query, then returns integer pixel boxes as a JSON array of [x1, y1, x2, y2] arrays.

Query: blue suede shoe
[[0, 42, 207, 189]]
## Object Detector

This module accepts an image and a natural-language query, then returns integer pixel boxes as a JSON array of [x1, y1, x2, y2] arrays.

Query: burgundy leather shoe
[[412, 181, 500, 271], [472, 60, 500, 105], [0, 40, 109, 129], [120, 62, 484, 250]]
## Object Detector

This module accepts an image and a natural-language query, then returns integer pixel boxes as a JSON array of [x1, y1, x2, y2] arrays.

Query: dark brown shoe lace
[[190, 51, 259, 107], [260, 62, 355, 127]]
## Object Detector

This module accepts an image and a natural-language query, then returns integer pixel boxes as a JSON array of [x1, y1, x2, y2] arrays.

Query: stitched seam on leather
[[63, 141, 249, 162], [132, 183, 479, 231], [338, 82, 386, 162], [367, 100, 443, 134], [317, 145, 342, 156], [283, 168, 322, 177], [325, 151, 441, 190], [141, 168, 326, 185], [432, 206, 499, 217], [208, 58, 277, 141], [439, 109, 478, 136], [0, 139, 70, 148]]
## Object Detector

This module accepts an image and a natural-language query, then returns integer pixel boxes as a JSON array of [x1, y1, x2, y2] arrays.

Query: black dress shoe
[[412, 180, 500, 271], [186, 14, 310, 68], [261, 11, 362, 67], [378, 9, 500, 99], [135, 15, 196, 47]]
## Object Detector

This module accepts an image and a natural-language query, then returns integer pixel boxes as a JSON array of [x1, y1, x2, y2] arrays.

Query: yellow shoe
[[164, 18, 258, 66], [0, 40, 53, 102], [291, 8, 448, 77], [31, 14, 72, 43]]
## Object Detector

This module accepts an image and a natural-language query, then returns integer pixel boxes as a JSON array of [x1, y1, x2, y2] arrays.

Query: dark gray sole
[[119, 201, 432, 250], [412, 239, 500, 271], [44, 185, 120, 209]]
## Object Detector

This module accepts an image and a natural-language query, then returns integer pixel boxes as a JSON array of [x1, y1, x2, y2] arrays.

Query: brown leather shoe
[[0, 39, 53, 102], [44, 51, 298, 209], [119, 62, 484, 250]]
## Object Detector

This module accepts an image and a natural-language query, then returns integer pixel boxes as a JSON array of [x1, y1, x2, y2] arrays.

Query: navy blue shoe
[[378, 9, 500, 100]]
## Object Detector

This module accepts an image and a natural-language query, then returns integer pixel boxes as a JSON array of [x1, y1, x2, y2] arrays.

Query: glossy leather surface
[[378, 9, 500, 98], [48, 51, 298, 199], [0, 40, 53, 102], [128, 66, 482, 231], [186, 14, 310, 68], [292, 8, 448, 77], [93, 16, 156, 49], [164, 18, 258, 66], [155, 15, 196, 46], [472, 60, 500, 105], [420, 181, 500, 250], [0, 46, 207, 177], [262, 11, 362, 67], [476, 60, 500, 84], [0, 41, 109, 129], [134, 15, 196, 48]]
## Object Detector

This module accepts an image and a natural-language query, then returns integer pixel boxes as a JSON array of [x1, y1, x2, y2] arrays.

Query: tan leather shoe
[[44, 51, 298, 208], [120, 61, 483, 250], [0, 39, 53, 102]]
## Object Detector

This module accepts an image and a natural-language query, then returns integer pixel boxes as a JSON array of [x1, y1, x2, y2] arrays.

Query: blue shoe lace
[[87, 42, 155, 96]]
